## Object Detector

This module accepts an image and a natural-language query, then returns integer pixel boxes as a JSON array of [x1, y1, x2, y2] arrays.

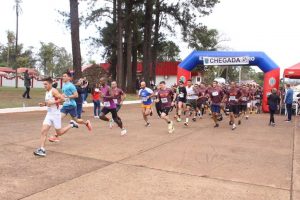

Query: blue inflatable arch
[[177, 51, 280, 112]]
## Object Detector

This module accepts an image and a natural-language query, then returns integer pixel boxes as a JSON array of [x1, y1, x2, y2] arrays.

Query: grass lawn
[[0, 87, 139, 109]]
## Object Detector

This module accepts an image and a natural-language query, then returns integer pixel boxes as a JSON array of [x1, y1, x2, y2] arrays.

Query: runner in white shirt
[[34, 77, 78, 157], [184, 79, 198, 126]]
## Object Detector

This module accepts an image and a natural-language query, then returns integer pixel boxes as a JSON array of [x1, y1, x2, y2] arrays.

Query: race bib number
[[179, 93, 184, 98], [212, 91, 218, 96], [113, 99, 118, 104], [161, 98, 168, 103], [242, 97, 247, 101], [104, 101, 111, 107], [142, 97, 148, 102], [229, 96, 236, 101], [64, 97, 70, 104]]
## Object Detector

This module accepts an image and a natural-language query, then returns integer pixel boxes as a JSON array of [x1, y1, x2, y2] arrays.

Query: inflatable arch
[[177, 51, 280, 112]]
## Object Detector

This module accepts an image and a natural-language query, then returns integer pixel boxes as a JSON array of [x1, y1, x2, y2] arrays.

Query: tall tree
[[125, 0, 134, 92], [38, 42, 72, 77], [6, 31, 15, 67], [142, 0, 155, 86], [151, 0, 161, 83], [157, 40, 180, 62], [111, 0, 117, 81], [69, 0, 82, 80], [116, 0, 124, 87]]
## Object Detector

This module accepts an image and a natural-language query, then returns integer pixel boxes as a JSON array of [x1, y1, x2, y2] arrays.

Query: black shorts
[[116, 104, 122, 112], [186, 99, 197, 110], [160, 107, 172, 116], [228, 105, 239, 115], [197, 100, 207, 109], [177, 98, 186, 103], [239, 104, 247, 112], [100, 107, 118, 120]]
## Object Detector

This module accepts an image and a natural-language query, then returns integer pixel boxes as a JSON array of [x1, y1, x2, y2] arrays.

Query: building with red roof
[[82, 61, 200, 86]]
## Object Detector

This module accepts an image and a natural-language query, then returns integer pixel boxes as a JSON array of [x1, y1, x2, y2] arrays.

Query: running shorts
[[43, 113, 61, 129], [239, 104, 247, 112], [229, 105, 240, 115], [177, 98, 186, 103], [160, 107, 172, 116], [141, 104, 152, 109], [186, 99, 197, 110], [61, 105, 77, 118], [100, 107, 118, 120], [211, 105, 221, 113]]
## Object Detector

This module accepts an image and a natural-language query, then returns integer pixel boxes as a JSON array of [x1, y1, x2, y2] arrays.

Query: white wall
[[1, 76, 60, 88], [2, 78, 16, 87], [156, 75, 178, 87]]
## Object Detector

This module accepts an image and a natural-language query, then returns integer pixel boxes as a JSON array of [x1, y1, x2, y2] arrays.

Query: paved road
[[0, 105, 298, 200]]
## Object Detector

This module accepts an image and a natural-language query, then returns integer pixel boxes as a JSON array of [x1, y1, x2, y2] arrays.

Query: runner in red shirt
[[225, 82, 241, 130], [197, 83, 208, 118], [239, 84, 250, 120], [207, 81, 224, 128], [157, 81, 175, 133], [111, 81, 126, 112]]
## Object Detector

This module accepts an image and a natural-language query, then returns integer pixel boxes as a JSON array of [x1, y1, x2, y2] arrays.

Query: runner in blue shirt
[[138, 81, 154, 127], [48, 72, 92, 142]]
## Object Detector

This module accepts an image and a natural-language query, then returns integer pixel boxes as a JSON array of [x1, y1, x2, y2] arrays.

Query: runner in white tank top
[[34, 77, 79, 157], [184, 80, 198, 126]]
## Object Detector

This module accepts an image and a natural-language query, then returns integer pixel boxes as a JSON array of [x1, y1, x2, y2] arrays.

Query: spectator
[[91, 84, 101, 118], [284, 83, 293, 122], [136, 77, 140, 93], [81, 77, 89, 104], [75, 79, 85, 119], [22, 70, 31, 99], [267, 88, 280, 126]]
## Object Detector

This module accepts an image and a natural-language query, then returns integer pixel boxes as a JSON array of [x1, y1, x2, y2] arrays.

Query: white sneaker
[[121, 128, 127, 136], [94, 116, 99, 119], [109, 119, 114, 129], [232, 124, 237, 130], [168, 121, 175, 133]]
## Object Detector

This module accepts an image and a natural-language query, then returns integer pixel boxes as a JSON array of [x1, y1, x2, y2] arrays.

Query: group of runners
[[139, 79, 263, 133], [34, 72, 126, 157], [34, 72, 263, 157]]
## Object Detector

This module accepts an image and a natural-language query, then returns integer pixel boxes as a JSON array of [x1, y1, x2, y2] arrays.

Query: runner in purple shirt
[[99, 78, 127, 136], [157, 81, 175, 133], [111, 81, 126, 112]]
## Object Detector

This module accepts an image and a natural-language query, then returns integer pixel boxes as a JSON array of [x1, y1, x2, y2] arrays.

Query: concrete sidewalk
[[0, 100, 140, 114], [0, 105, 298, 200]]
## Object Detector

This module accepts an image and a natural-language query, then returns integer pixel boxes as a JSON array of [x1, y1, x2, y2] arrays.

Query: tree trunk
[[69, 0, 82, 81], [110, 0, 117, 81], [132, 16, 138, 93], [152, 0, 161, 85], [116, 0, 124, 87], [142, 0, 154, 86], [125, 1, 133, 92]]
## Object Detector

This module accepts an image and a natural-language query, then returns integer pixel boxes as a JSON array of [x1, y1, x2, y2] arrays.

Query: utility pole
[[14, 0, 21, 88]]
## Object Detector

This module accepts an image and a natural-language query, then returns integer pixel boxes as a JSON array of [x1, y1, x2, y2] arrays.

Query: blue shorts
[[61, 105, 77, 118], [211, 105, 221, 113]]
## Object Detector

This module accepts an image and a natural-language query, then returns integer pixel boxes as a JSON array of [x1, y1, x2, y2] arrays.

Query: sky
[[0, 0, 300, 74]]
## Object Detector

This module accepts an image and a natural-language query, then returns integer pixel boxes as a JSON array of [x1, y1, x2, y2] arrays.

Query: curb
[[0, 100, 141, 114]]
